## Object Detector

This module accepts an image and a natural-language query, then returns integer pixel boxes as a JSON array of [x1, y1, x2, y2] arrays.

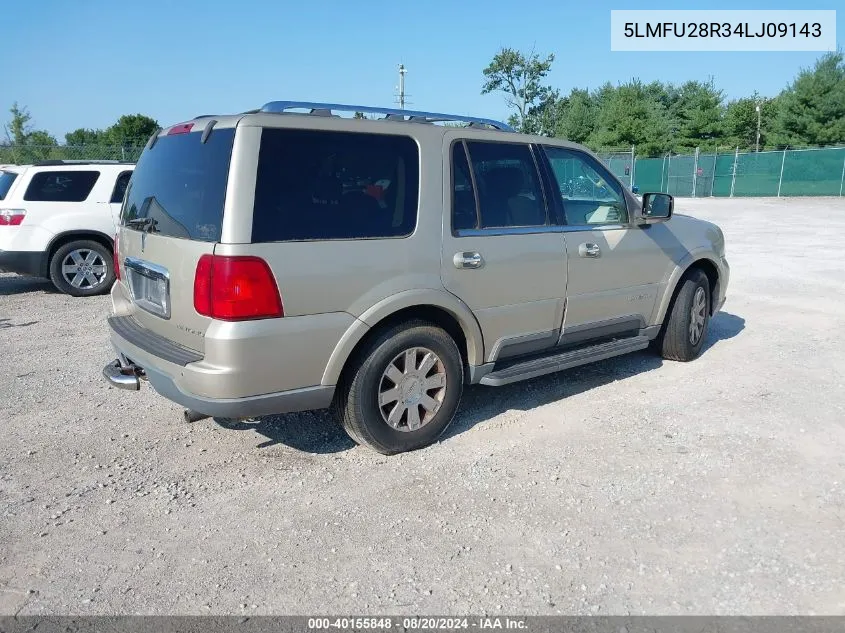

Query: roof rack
[[33, 159, 135, 166], [258, 101, 514, 131]]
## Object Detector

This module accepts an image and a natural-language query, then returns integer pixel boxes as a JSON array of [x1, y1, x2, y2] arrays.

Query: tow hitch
[[102, 357, 145, 391]]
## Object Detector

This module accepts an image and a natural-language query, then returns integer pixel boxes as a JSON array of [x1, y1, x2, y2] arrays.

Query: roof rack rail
[[258, 101, 514, 131], [33, 159, 135, 166]]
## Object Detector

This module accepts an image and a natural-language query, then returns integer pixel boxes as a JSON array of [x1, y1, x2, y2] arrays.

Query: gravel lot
[[1, 197, 844, 616]]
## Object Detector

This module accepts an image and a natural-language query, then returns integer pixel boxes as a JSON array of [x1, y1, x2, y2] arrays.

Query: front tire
[[49, 240, 114, 297], [333, 320, 464, 455], [657, 268, 711, 362]]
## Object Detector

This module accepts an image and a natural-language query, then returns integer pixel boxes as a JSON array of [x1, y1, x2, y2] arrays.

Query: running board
[[480, 336, 650, 387]]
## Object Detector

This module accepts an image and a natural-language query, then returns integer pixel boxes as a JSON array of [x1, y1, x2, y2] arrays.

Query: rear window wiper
[[124, 217, 158, 233]]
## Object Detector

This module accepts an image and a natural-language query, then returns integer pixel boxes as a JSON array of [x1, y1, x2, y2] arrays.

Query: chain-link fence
[[595, 147, 635, 190], [0, 144, 144, 166], [629, 145, 845, 197]]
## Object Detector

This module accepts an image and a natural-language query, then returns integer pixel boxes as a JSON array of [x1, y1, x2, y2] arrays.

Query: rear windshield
[[121, 128, 235, 241], [0, 171, 17, 200]]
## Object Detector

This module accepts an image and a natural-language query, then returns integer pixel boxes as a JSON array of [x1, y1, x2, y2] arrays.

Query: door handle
[[453, 251, 484, 269], [578, 243, 601, 258]]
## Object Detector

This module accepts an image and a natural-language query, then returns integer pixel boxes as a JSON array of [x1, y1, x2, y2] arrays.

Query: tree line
[[3, 103, 159, 149], [482, 49, 845, 156]]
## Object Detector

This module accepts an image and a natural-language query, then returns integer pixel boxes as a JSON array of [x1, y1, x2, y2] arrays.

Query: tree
[[723, 93, 779, 150], [104, 114, 160, 146], [669, 80, 724, 151], [481, 48, 555, 133], [27, 130, 57, 146], [5, 103, 32, 145], [588, 80, 671, 156], [65, 128, 106, 146], [525, 88, 562, 136], [772, 51, 845, 146], [552, 88, 595, 144]]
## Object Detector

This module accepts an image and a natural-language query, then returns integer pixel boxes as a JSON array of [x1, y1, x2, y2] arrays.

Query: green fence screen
[[626, 146, 845, 197]]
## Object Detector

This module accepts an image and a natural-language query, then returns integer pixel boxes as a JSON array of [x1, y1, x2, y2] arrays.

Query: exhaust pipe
[[183, 409, 211, 423]]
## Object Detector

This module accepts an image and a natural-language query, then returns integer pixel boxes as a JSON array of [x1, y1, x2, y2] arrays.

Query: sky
[[4, 0, 842, 140]]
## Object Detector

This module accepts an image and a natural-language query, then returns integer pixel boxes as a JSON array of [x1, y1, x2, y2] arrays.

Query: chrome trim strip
[[124, 257, 169, 281], [453, 224, 629, 237]]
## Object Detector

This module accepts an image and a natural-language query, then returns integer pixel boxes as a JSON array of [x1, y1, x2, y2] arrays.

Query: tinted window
[[24, 171, 100, 202], [252, 129, 419, 242], [0, 171, 17, 200], [464, 141, 546, 228], [451, 142, 478, 231], [121, 128, 235, 242], [544, 147, 628, 225], [110, 170, 132, 204]]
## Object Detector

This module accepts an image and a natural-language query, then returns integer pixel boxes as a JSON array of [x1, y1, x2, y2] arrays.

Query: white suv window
[[110, 170, 133, 204], [23, 170, 100, 202]]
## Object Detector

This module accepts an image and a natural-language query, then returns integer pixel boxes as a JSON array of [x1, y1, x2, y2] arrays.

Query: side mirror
[[640, 192, 673, 223]]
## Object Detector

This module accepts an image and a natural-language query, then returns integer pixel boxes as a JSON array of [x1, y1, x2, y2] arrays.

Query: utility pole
[[755, 102, 762, 153], [397, 64, 407, 110]]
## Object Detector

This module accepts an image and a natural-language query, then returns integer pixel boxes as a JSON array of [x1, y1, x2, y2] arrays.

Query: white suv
[[0, 160, 134, 296]]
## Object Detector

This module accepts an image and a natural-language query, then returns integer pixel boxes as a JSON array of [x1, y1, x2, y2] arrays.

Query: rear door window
[[23, 171, 100, 202], [252, 128, 419, 242], [451, 142, 478, 231], [121, 129, 235, 241], [463, 141, 547, 228]]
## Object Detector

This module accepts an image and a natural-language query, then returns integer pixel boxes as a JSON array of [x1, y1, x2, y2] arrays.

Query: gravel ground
[[1, 197, 844, 616]]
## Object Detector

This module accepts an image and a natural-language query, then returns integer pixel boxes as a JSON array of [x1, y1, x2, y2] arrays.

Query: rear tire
[[49, 240, 114, 297], [656, 268, 711, 362], [333, 320, 464, 455]]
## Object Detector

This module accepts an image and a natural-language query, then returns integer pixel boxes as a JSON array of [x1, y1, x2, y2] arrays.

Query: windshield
[[0, 171, 18, 200], [121, 128, 235, 241]]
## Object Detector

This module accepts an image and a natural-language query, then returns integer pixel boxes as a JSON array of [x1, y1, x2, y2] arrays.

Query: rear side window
[[252, 129, 419, 242], [24, 171, 100, 202], [121, 128, 235, 242], [464, 141, 547, 228], [110, 170, 132, 204], [0, 171, 17, 200], [451, 142, 478, 231]]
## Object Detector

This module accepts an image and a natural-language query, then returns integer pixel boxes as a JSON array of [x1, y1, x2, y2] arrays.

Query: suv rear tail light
[[0, 209, 26, 226], [193, 254, 284, 321], [113, 233, 120, 281]]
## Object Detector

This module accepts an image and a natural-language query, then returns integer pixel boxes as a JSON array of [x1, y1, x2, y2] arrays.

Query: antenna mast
[[397, 64, 407, 110]]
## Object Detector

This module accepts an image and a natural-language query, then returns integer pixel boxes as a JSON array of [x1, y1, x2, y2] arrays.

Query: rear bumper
[[104, 317, 335, 418], [0, 249, 47, 277], [144, 363, 334, 418], [103, 352, 334, 418]]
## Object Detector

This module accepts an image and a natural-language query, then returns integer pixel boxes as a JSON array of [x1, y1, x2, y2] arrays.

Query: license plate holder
[[124, 257, 171, 319]]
